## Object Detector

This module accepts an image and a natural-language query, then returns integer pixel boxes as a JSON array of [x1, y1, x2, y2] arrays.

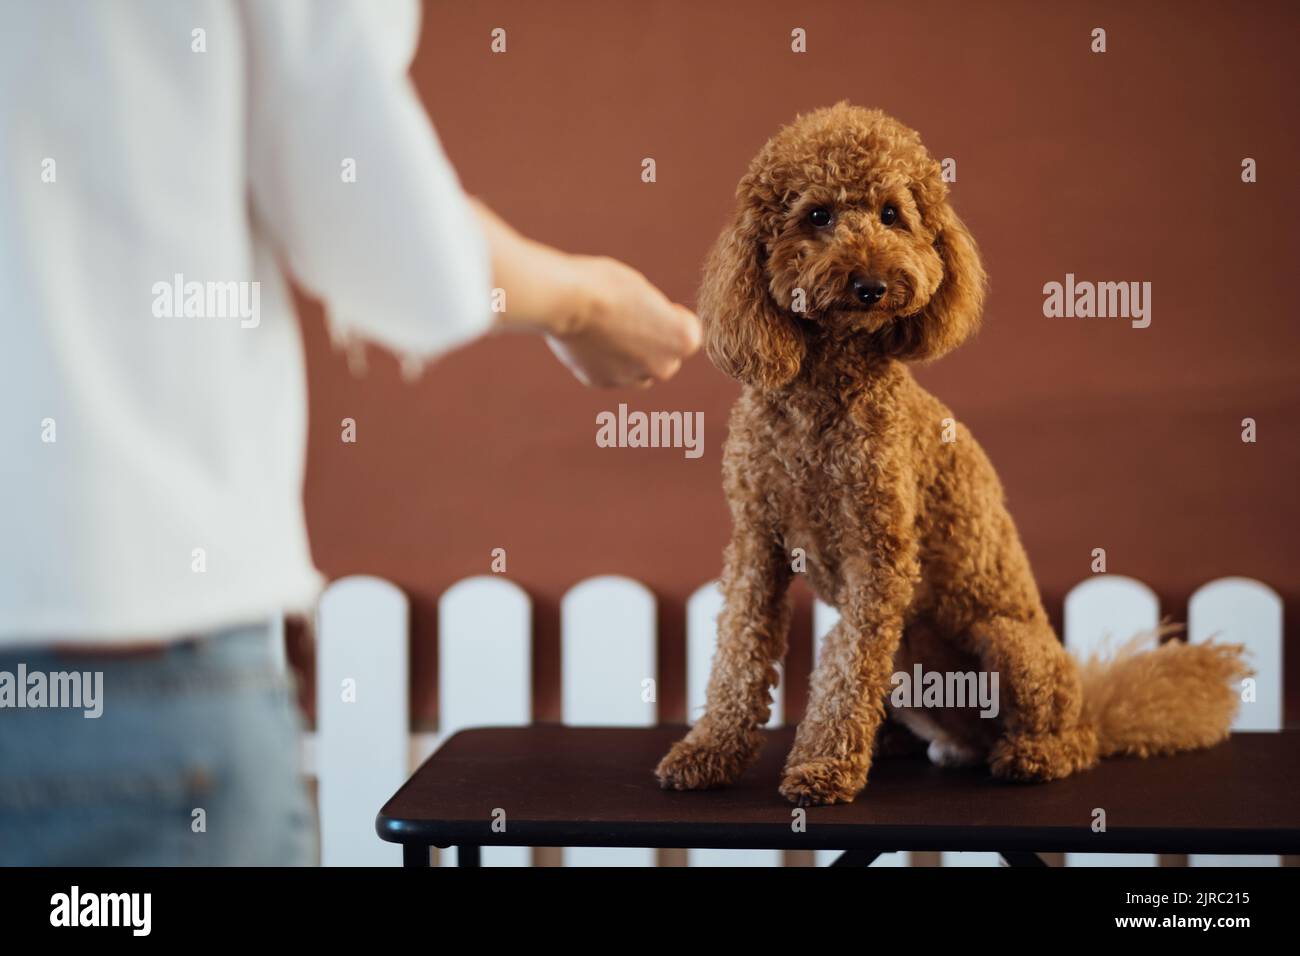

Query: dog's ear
[[700, 196, 804, 389], [910, 205, 987, 361]]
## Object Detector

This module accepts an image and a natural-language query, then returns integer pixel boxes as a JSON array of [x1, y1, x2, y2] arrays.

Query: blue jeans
[[0, 623, 315, 865]]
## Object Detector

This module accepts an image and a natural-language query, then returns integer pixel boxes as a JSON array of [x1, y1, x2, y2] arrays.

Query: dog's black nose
[[852, 275, 888, 306]]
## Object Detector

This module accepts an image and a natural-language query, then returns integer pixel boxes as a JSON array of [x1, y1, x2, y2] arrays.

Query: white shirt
[[0, 0, 492, 643]]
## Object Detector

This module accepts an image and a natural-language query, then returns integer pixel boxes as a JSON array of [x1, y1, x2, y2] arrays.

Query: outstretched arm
[[241, 0, 699, 386]]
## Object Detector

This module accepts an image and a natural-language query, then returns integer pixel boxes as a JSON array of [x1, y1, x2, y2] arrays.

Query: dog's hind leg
[[961, 616, 1099, 782]]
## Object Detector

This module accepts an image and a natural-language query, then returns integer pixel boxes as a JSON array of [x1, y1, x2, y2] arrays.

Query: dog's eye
[[881, 205, 899, 226], [808, 207, 833, 228]]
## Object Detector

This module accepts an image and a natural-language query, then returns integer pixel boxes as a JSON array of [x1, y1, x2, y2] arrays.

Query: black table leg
[[999, 851, 1049, 867], [458, 845, 481, 867], [829, 849, 882, 867], [403, 843, 430, 867]]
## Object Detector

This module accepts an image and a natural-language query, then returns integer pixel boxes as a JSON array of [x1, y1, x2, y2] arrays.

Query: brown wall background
[[292, 0, 1300, 728]]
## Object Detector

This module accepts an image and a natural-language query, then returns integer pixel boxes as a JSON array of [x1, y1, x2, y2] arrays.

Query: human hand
[[472, 200, 700, 387], [545, 255, 701, 388]]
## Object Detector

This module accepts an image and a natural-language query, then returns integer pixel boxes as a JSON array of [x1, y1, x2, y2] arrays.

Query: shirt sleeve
[[238, 0, 492, 359]]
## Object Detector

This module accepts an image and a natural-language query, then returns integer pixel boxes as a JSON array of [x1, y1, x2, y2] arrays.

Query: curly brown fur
[[1077, 625, 1251, 759], [655, 103, 1250, 805]]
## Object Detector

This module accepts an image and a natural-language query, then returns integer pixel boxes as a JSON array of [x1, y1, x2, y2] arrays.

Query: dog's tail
[[1075, 626, 1251, 759]]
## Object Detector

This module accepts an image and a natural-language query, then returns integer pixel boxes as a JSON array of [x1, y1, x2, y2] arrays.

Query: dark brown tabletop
[[376, 725, 1300, 855]]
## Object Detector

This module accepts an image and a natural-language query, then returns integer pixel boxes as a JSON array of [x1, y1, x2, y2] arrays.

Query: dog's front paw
[[778, 757, 866, 806], [655, 735, 757, 791]]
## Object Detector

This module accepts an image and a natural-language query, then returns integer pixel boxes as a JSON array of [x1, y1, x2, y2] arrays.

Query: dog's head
[[701, 103, 986, 390]]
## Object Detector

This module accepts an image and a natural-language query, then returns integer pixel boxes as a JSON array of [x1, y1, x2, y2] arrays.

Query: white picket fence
[[307, 574, 1284, 867]]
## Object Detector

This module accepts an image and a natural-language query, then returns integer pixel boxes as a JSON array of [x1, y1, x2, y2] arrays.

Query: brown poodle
[[655, 103, 1250, 806]]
